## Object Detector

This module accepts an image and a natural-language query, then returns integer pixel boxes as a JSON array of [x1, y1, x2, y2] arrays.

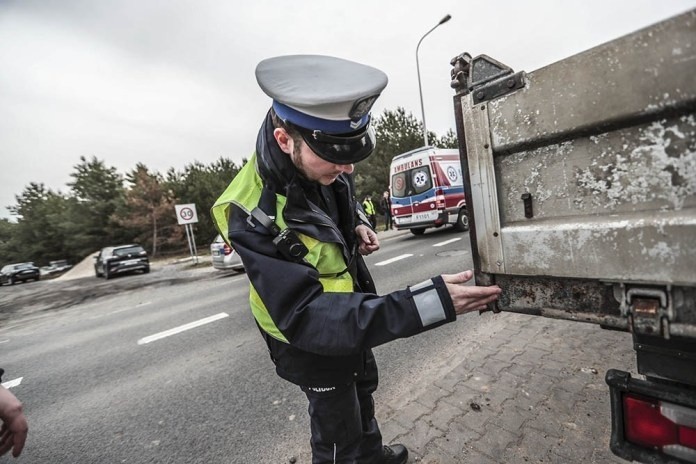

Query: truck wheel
[[455, 209, 469, 231], [410, 228, 426, 236], [104, 268, 111, 280]]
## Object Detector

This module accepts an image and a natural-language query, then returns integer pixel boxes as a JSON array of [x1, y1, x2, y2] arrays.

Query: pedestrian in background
[[380, 190, 392, 231], [0, 369, 28, 458], [212, 54, 502, 464], [362, 194, 376, 229]]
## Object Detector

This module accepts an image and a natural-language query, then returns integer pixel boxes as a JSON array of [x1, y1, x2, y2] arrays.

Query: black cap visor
[[293, 124, 376, 165]]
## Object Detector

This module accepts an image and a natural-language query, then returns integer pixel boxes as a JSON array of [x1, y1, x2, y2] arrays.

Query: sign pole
[[189, 224, 199, 264], [184, 222, 195, 263]]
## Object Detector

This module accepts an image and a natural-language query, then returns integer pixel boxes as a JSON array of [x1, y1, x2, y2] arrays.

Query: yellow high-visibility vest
[[211, 154, 354, 342]]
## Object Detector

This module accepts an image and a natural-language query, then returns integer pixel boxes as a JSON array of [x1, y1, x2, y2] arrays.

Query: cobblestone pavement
[[377, 311, 636, 464]]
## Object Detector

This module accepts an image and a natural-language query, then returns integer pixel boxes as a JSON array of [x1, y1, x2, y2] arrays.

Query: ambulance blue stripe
[[391, 186, 464, 205]]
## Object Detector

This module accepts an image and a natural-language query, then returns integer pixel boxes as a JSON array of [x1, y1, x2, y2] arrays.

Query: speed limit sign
[[175, 203, 199, 225]]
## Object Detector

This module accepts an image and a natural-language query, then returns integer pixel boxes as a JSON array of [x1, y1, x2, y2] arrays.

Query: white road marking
[[87, 301, 155, 320], [137, 312, 229, 345], [107, 301, 153, 316], [375, 254, 413, 266], [0, 339, 9, 344], [433, 237, 462, 247], [2, 377, 23, 389]]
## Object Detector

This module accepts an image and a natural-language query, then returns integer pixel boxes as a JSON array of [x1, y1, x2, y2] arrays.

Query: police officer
[[362, 195, 377, 229], [212, 54, 501, 464]]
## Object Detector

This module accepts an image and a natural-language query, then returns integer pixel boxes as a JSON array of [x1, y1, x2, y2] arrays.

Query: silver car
[[210, 235, 244, 272]]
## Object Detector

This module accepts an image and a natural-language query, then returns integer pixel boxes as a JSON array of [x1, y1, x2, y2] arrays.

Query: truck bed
[[452, 10, 696, 339]]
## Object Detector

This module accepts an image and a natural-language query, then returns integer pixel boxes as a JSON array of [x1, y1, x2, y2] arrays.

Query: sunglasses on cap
[[287, 121, 376, 165]]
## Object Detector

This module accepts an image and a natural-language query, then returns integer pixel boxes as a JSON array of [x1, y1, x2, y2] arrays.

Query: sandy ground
[[53, 251, 100, 281]]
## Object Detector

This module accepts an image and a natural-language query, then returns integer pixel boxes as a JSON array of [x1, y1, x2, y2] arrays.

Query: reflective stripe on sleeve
[[409, 279, 446, 327]]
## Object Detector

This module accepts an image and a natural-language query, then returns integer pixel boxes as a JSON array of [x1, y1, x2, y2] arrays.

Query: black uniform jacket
[[225, 113, 456, 387]]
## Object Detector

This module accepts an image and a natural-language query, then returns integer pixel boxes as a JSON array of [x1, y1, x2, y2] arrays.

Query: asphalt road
[[1, 226, 484, 463]]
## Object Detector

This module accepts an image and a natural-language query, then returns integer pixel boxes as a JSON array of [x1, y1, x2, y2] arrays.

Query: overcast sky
[[1, 0, 694, 219]]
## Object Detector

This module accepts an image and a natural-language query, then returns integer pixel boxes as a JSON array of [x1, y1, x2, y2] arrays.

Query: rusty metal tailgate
[[453, 10, 696, 338]]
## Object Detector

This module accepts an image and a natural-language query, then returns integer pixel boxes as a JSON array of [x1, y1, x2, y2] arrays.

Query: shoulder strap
[[246, 184, 280, 232], [247, 184, 309, 263]]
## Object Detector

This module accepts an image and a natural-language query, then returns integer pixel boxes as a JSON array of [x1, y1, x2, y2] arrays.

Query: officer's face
[[275, 128, 354, 185], [294, 141, 354, 185]]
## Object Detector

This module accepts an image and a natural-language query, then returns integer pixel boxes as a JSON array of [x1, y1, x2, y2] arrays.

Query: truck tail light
[[683, 427, 696, 449], [223, 243, 233, 256], [623, 394, 696, 460], [624, 395, 676, 447]]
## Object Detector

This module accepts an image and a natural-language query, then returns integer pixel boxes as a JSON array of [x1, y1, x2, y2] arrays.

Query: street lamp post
[[416, 14, 452, 147]]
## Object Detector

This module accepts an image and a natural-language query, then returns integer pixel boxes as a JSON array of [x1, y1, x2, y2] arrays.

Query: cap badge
[[349, 95, 379, 120]]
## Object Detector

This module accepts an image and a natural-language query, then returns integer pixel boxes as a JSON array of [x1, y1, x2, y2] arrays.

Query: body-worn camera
[[273, 229, 308, 262], [248, 206, 308, 263]]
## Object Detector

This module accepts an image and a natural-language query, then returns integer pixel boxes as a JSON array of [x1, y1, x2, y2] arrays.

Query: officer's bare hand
[[355, 224, 380, 255], [442, 270, 502, 316]]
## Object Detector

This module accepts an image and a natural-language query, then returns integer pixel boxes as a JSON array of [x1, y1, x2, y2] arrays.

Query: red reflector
[[624, 395, 677, 448], [681, 424, 696, 448]]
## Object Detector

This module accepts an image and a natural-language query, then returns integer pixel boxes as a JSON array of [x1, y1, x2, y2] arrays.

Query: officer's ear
[[273, 128, 293, 156]]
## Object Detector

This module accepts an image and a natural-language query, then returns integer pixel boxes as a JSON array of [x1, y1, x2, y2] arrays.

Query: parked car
[[0, 262, 40, 285], [94, 244, 150, 279], [210, 234, 244, 272], [40, 259, 73, 276]]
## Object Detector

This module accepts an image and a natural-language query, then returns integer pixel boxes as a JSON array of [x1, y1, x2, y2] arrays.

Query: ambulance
[[389, 147, 468, 235]]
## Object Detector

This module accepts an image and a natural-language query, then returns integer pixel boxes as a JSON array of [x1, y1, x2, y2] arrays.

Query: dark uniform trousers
[[300, 351, 383, 463]]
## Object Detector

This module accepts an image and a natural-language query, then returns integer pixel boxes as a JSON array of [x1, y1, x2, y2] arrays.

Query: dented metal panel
[[454, 10, 696, 338], [489, 10, 696, 152]]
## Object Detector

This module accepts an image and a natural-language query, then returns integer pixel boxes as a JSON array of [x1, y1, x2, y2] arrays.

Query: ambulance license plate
[[412, 211, 438, 222]]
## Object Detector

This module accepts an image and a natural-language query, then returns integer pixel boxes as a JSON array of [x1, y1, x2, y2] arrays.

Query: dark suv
[[1, 262, 40, 285], [94, 244, 150, 279]]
